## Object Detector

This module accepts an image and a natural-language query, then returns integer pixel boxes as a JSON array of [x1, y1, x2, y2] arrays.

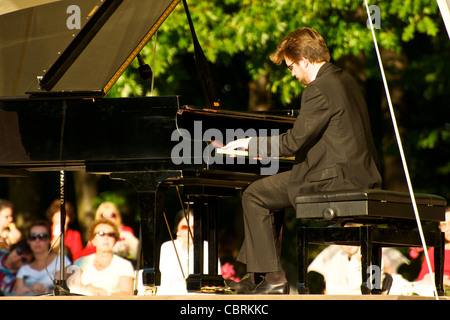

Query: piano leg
[[207, 197, 220, 277], [434, 231, 445, 296], [186, 195, 224, 292], [110, 171, 181, 295], [370, 244, 383, 294], [360, 226, 373, 294], [296, 225, 309, 294]]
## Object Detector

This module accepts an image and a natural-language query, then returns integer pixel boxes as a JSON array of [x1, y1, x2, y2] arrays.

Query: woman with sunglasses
[[68, 218, 134, 296], [14, 220, 71, 296], [79, 202, 139, 261]]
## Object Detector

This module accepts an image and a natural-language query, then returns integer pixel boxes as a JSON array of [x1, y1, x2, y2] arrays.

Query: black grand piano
[[0, 0, 296, 293]]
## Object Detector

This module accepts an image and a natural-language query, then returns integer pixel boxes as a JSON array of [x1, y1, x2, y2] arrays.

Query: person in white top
[[137, 210, 220, 295], [14, 220, 70, 296], [159, 210, 217, 294], [68, 218, 134, 296], [308, 244, 412, 295], [308, 245, 364, 295]]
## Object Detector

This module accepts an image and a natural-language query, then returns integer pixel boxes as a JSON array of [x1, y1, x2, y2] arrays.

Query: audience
[[0, 199, 21, 251], [2, 195, 445, 298], [46, 199, 83, 261], [68, 218, 134, 296], [79, 202, 139, 261], [14, 220, 71, 296], [0, 239, 33, 295]]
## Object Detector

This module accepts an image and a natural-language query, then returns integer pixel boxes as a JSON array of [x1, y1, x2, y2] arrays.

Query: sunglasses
[[15, 247, 31, 264], [95, 231, 117, 239], [28, 232, 49, 241]]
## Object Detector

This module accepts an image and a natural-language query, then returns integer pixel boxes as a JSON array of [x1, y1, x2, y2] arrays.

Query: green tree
[[106, 0, 449, 199]]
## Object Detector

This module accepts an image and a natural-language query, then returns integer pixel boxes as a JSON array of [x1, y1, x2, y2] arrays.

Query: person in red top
[[46, 199, 83, 261], [416, 206, 450, 288]]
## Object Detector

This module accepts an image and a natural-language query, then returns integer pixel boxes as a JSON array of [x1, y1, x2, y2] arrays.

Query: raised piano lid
[[0, 0, 180, 99]]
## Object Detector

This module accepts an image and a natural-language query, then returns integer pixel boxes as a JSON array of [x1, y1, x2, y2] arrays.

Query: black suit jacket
[[251, 62, 382, 204]]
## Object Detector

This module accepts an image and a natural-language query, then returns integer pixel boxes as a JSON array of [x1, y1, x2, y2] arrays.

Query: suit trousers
[[237, 170, 293, 272]]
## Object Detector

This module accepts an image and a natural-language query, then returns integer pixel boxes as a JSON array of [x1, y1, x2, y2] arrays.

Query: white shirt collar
[[310, 62, 326, 83], [310, 66, 320, 82]]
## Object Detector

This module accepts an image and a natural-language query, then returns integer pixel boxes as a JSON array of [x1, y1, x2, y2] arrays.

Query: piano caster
[[144, 286, 158, 296], [360, 283, 372, 295]]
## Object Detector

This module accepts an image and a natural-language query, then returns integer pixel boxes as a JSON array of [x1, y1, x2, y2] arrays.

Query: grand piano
[[0, 0, 296, 293]]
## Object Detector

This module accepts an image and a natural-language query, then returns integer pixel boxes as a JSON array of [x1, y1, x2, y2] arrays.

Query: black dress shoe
[[252, 278, 289, 294], [224, 273, 257, 294]]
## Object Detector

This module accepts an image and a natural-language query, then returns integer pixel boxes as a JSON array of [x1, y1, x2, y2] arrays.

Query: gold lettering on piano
[[88, 6, 100, 18]]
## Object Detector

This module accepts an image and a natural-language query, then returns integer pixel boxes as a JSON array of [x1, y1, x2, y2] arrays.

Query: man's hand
[[221, 137, 251, 151]]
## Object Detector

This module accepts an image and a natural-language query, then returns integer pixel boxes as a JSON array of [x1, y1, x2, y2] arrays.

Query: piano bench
[[294, 189, 447, 295]]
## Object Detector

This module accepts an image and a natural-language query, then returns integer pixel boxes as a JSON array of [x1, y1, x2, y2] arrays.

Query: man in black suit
[[222, 27, 382, 294]]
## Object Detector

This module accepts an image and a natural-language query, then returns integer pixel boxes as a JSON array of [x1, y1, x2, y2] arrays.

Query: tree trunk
[[378, 48, 409, 192], [7, 173, 44, 232], [248, 72, 272, 111]]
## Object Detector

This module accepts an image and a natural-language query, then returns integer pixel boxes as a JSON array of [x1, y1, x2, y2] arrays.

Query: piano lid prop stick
[[134, 225, 142, 295], [137, 54, 153, 81], [182, 0, 220, 109], [364, 0, 438, 299]]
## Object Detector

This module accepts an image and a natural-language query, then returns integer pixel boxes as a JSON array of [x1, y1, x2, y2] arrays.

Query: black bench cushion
[[295, 189, 447, 222]]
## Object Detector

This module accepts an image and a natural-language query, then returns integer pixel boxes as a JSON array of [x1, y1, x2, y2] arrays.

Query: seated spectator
[[0, 239, 33, 295], [414, 206, 450, 294], [14, 220, 71, 296], [79, 202, 139, 261], [416, 206, 450, 282], [137, 210, 220, 295], [68, 218, 134, 296], [308, 245, 365, 295], [46, 199, 83, 261], [0, 199, 21, 251], [308, 245, 410, 295]]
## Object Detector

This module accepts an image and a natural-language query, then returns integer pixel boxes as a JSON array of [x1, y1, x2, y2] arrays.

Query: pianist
[[221, 27, 382, 294]]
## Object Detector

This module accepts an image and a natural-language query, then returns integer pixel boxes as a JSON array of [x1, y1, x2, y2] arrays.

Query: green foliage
[[106, 0, 449, 198], [107, 0, 445, 103]]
